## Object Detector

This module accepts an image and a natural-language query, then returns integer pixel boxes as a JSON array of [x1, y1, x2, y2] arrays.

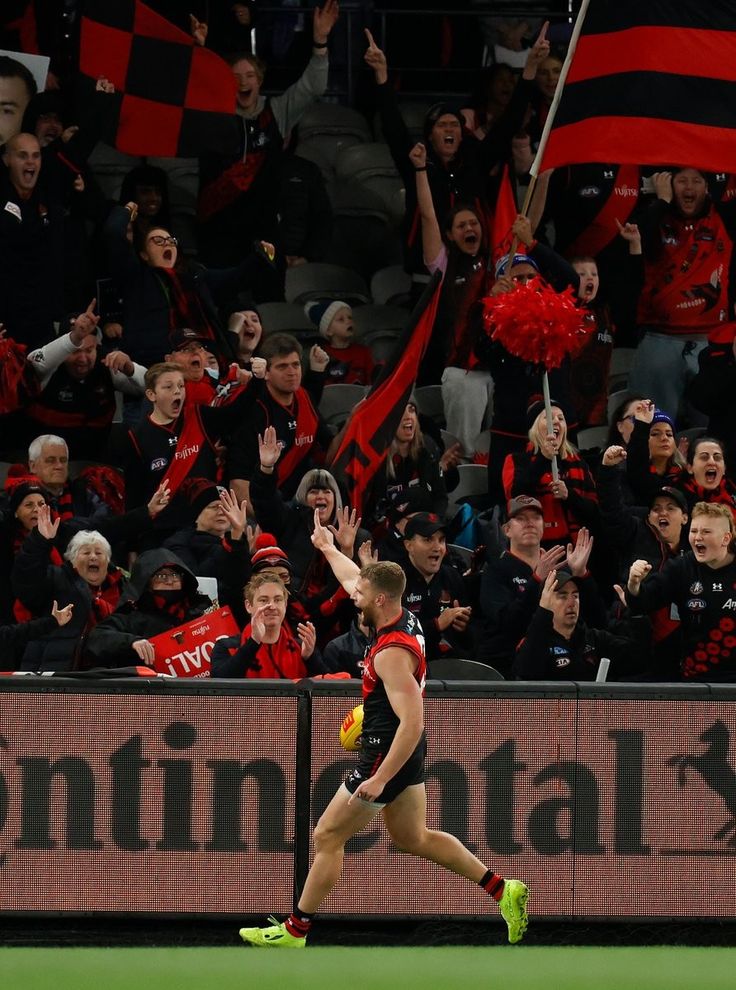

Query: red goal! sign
[[150, 606, 239, 677]]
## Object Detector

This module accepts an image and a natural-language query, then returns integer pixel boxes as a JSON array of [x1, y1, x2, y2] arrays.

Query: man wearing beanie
[[304, 299, 374, 385]]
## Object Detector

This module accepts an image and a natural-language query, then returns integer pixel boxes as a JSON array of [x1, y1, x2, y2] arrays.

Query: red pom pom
[[482, 282, 592, 369]]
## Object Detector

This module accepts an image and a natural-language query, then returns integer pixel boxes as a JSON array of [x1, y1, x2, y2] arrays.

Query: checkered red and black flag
[[537, 0, 736, 175], [79, 0, 239, 157], [329, 273, 442, 514]]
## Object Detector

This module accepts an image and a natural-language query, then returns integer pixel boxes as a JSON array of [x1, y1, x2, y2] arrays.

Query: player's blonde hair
[[360, 561, 406, 600]]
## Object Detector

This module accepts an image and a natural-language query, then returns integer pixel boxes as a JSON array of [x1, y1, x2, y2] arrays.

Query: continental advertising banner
[[0, 690, 297, 914], [1, 684, 735, 918]]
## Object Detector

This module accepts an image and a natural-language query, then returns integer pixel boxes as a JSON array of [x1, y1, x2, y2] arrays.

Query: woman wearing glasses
[[102, 200, 277, 373], [85, 549, 212, 669]]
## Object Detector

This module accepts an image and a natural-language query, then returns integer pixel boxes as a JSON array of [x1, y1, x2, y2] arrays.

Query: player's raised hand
[[311, 508, 336, 553]]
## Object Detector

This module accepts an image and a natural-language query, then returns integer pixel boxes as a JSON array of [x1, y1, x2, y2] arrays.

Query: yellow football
[[339, 704, 364, 751]]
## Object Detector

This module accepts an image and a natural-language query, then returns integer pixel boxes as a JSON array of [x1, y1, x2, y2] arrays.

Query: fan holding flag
[[524, 0, 736, 423]]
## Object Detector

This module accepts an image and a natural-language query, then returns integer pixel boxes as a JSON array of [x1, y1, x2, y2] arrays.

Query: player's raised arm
[[310, 508, 361, 595]]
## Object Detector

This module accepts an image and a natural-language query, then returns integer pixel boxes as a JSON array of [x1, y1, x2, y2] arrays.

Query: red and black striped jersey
[[361, 608, 426, 737]]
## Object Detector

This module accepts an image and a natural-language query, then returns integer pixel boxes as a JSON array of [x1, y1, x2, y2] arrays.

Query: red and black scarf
[[682, 476, 736, 521]]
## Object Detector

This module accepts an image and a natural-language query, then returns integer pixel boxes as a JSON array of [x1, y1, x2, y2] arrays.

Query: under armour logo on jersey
[[168, 435, 179, 446]]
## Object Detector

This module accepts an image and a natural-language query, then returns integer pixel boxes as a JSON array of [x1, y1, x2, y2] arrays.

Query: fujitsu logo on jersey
[[175, 443, 200, 460], [294, 433, 314, 447]]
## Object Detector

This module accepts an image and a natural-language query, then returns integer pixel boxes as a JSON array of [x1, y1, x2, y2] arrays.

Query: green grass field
[[3, 946, 736, 990]]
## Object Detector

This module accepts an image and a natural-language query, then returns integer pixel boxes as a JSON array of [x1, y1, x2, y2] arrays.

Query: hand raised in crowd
[[124, 201, 139, 223], [364, 28, 388, 84], [313, 0, 339, 44], [95, 76, 115, 94], [602, 444, 627, 466], [245, 520, 262, 552], [533, 544, 566, 581], [565, 527, 593, 576], [103, 322, 123, 340], [632, 398, 655, 424], [539, 569, 559, 612], [61, 125, 79, 143], [652, 171, 673, 203], [358, 540, 378, 568], [409, 142, 427, 170], [230, 362, 252, 386], [250, 356, 267, 379], [249, 606, 269, 645], [70, 298, 99, 345], [258, 425, 283, 468], [189, 12, 208, 46], [297, 621, 317, 659], [51, 600, 74, 627], [311, 508, 336, 553], [437, 600, 472, 633], [439, 441, 463, 472], [147, 480, 171, 518], [615, 218, 642, 253], [36, 504, 60, 542], [627, 559, 653, 596], [132, 639, 156, 665], [511, 213, 534, 247], [102, 350, 135, 376], [329, 506, 362, 556], [73, 174, 85, 193], [522, 21, 550, 79], [219, 488, 248, 540], [490, 274, 515, 297], [309, 343, 330, 372]]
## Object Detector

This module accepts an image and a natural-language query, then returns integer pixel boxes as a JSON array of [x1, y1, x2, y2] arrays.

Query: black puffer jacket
[[85, 549, 212, 668], [11, 528, 129, 672]]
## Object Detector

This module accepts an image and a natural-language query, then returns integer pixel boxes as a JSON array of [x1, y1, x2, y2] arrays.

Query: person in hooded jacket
[[84, 549, 212, 669]]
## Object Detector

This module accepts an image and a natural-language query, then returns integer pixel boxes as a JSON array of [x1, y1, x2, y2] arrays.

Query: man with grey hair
[[27, 433, 108, 522]]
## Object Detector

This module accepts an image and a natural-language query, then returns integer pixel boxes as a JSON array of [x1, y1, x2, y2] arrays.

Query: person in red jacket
[[210, 572, 326, 678], [630, 167, 736, 420]]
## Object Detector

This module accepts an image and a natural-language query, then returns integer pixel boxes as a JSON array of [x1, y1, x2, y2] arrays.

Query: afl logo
[[151, 457, 167, 471], [687, 599, 706, 612]]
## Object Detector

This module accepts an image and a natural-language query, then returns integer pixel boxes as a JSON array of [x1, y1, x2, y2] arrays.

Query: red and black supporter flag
[[537, 1, 736, 175], [490, 163, 518, 263], [79, 0, 239, 158], [330, 273, 442, 514]]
